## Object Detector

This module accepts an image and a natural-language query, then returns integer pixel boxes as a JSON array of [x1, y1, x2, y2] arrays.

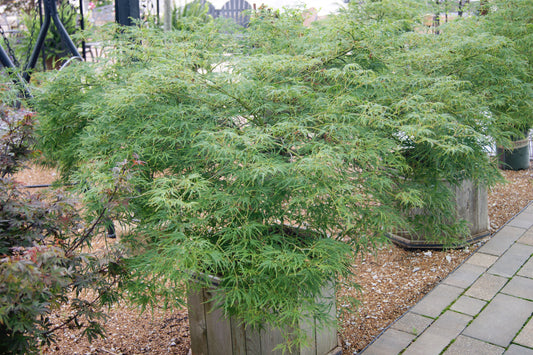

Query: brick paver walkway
[[360, 202, 533, 355]]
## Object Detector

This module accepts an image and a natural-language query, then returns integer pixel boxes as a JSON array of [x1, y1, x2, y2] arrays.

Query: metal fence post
[[115, 0, 140, 26]]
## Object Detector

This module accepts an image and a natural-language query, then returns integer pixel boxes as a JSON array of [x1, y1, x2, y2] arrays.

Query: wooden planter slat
[[230, 317, 247, 354], [187, 288, 209, 355], [315, 284, 338, 354], [244, 325, 261, 354], [204, 288, 233, 354]]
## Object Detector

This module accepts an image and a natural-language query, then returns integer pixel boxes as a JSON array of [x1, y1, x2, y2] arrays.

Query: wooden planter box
[[187, 277, 341, 355], [389, 179, 489, 249]]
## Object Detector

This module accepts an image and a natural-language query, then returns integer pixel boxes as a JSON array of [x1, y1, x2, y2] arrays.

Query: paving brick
[[501, 276, 533, 300], [443, 335, 504, 355], [443, 263, 486, 289], [488, 243, 533, 278], [478, 226, 526, 256], [517, 257, 533, 278], [463, 293, 533, 347], [507, 212, 533, 229], [525, 204, 533, 214], [403, 311, 471, 355], [505, 344, 533, 355], [410, 284, 464, 318], [450, 295, 486, 316], [514, 316, 533, 349], [465, 273, 508, 301], [391, 312, 433, 335], [467, 252, 498, 268], [359, 328, 415, 355], [519, 229, 533, 246]]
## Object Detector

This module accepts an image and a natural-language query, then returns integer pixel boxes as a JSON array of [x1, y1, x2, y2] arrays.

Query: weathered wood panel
[[230, 317, 247, 355], [300, 315, 317, 355], [259, 324, 285, 355], [244, 324, 262, 354], [204, 289, 233, 354], [187, 287, 209, 355], [315, 284, 338, 354]]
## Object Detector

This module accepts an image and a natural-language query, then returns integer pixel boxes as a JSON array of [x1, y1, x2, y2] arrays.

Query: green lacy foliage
[[31, 0, 530, 346], [0, 91, 125, 353], [486, 0, 533, 62], [481, 0, 533, 135], [406, 12, 531, 141]]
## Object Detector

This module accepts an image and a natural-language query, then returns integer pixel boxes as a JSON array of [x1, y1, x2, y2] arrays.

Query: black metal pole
[[0, 44, 32, 98], [0, 44, 16, 69], [157, 0, 160, 25], [38, 0, 46, 70], [433, 0, 441, 35], [23, 7, 52, 81], [115, 0, 140, 26], [79, 0, 86, 60], [24, 0, 82, 81], [2, 0, 81, 94], [47, 0, 82, 58]]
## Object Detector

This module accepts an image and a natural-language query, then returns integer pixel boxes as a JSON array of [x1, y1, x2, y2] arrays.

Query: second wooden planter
[[388, 179, 489, 249]]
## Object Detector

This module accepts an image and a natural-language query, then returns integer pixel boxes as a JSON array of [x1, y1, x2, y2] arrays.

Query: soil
[[13, 164, 533, 355]]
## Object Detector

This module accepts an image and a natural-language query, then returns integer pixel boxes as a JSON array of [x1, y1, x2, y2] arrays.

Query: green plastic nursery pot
[[388, 180, 490, 249], [497, 138, 530, 170], [187, 276, 341, 355]]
